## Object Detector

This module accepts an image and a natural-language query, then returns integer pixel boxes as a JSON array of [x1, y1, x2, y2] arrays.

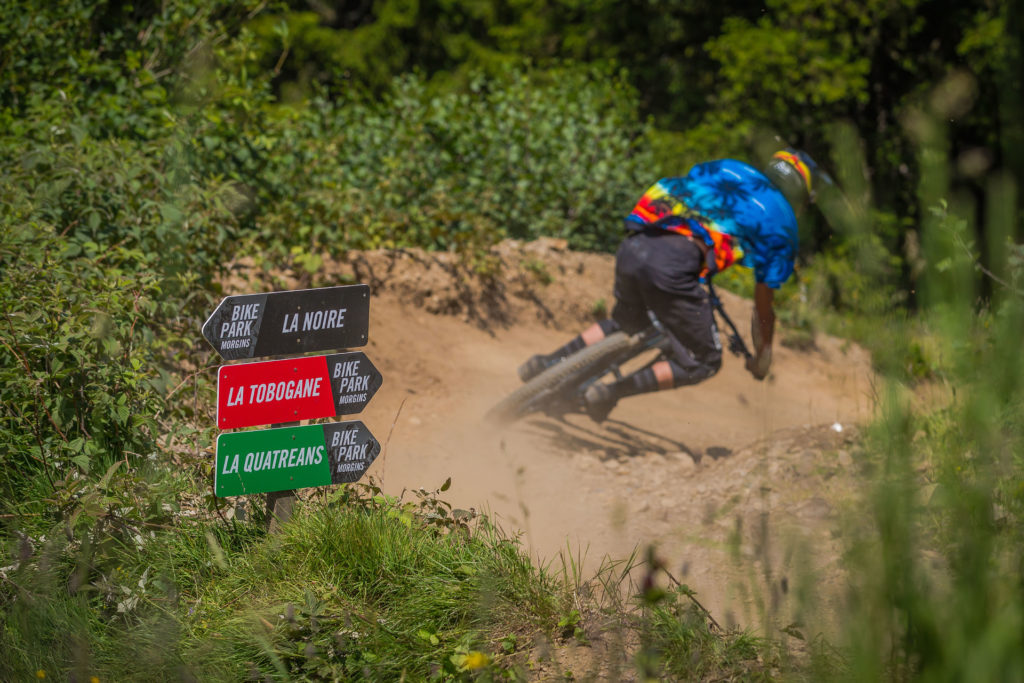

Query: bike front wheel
[[485, 331, 640, 425]]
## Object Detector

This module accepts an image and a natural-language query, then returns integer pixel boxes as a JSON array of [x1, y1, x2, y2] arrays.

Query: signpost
[[216, 352, 383, 429], [214, 421, 380, 497], [202, 284, 370, 360], [202, 283, 384, 532]]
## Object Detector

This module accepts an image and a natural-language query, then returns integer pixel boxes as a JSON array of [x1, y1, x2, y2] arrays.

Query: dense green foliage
[[251, 3, 1017, 195], [246, 0, 763, 125], [250, 67, 651, 258]]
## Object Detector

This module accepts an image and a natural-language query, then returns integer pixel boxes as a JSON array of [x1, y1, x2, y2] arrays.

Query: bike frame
[[707, 280, 754, 362]]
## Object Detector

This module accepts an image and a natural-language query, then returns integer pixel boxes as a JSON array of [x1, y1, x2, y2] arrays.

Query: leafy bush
[[0, 0, 266, 139], [0, 220, 201, 515], [244, 65, 654, 268]]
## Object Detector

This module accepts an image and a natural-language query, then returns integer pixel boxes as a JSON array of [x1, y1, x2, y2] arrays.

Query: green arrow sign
[[214, 421, 379, 497]]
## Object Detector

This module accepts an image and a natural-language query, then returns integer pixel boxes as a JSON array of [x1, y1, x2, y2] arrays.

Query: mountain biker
[[517, 149, 828, 422]]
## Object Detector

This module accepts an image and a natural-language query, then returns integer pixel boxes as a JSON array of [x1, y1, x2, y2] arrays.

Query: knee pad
[[666, 349, 721, 387], [597, 319, 621, 336]]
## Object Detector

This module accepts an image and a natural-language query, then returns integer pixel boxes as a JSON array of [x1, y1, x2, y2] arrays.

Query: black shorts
[[611, 230, 722, 383]]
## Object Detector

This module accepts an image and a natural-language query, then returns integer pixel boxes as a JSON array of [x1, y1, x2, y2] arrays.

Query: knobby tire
[[486, 331, 640, 424]]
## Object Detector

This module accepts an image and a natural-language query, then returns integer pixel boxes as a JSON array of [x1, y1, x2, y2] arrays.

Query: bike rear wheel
[[486, 331, 640, 425]]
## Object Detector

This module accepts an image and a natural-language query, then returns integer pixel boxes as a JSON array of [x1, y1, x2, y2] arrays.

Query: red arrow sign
[[216, 352, 384, 430], [217, 356, 336, 429]]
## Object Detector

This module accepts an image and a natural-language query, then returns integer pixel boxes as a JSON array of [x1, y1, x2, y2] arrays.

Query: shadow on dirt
[[521, 416, 698, 461], [703, 446, 734, 461]]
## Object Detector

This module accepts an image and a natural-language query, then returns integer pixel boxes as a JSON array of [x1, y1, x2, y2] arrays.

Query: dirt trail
[[262, 239, 875, 633]]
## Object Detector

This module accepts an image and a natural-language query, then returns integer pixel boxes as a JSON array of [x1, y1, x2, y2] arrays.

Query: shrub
[[243, 66, 654, 267]]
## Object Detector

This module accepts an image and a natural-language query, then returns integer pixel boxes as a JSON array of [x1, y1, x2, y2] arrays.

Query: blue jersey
[[625, 159, 798, 288]]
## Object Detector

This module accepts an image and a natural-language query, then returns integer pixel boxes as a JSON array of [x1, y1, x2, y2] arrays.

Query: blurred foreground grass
[[1, 481, 768, 681]]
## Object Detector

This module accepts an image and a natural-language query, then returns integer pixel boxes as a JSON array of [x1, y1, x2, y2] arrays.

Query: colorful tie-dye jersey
[[624, 159, 798, 289]]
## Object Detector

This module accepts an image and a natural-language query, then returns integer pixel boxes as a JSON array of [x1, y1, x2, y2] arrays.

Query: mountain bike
[[486, 282, 753, 424]]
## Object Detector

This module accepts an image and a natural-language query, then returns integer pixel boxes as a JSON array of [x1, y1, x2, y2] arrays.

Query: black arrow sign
[[325, 420, 381, 484], [327, 351, 384, 415], [202, 285, 370, 360]]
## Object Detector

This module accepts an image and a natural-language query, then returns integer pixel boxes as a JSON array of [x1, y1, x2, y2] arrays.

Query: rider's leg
[[548, 318, 623, 360], [584, 232, 719, 420], [589, 330, 721, 404], [584, 311, 721, 420], [618, 282, 723, 394], [517, 319, 621, 382], [520, 233, 648, 383], [609, 342, 722, 398]]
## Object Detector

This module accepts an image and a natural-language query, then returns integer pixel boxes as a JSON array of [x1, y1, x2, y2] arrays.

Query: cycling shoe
[[517, 354, 551, 383], [583, 383, 617, 423]]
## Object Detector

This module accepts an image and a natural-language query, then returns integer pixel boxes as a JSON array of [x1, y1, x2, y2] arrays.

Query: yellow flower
[[36, 671, 46, 679], [91, 678, 100, 683], [464, 651, 491, 670]]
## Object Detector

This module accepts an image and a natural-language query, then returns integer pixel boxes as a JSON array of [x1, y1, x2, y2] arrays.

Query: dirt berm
[[250, 237, 875, 633]]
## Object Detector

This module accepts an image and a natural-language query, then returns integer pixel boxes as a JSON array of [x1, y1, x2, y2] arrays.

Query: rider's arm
[[746, 282, 775, 380]]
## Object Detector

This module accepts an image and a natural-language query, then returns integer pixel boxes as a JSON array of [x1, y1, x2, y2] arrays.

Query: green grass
[[1, 485, 773, 681], [2, 500, 557, 680]]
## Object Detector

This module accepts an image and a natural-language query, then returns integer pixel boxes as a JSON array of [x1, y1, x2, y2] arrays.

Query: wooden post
[[265, 489, 296, 533], [265, 420, 299, 533]]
